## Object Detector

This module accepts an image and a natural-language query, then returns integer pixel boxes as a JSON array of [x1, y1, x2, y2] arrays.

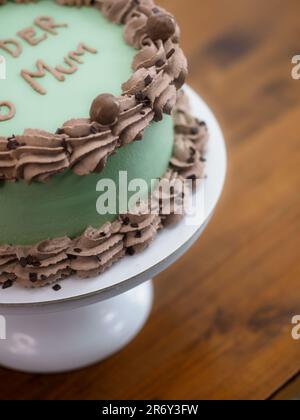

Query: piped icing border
[[0, 91, 209, 289], [0, 0, 188, 182]]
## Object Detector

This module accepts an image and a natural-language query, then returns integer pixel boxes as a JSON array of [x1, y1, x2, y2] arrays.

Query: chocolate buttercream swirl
[[62, 119, 118, 176], [12, 129, 69, 183], [120, 212, 161, 254], [173, 92, 209, 155], [14, 237, 72, 288], [152, 170, 191, 226], [123, 9, 149, 49], [0, 245, 18, 285], [96, 0, 142, 24], [133, 39, 166, 71], [113, 96, 154, 145], [122, 67, 176, 121], [132, 39, 187, 89], [170, 94, 207, 187], [164, 40, 188, 90], [170, 135, 204, 179], [122, 2, 178, 48], [68, 220, 125, 278]]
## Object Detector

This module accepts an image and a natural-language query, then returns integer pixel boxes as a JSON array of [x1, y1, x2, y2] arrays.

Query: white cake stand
[[0, 86, 227, 373]]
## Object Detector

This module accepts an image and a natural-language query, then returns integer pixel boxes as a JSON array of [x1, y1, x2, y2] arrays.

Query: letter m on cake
[[21, 60, 65, 95], [20, 43, 97, 95]]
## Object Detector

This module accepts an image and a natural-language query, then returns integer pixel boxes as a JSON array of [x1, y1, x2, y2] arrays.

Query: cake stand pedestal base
[[0, 280, 153, 373]]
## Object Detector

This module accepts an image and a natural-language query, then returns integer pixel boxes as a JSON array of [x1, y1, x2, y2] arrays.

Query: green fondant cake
[[0, 0, 207, 289]]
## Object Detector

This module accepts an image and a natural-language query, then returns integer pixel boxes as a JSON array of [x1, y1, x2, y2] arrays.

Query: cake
[[0, 0, 208, 289]]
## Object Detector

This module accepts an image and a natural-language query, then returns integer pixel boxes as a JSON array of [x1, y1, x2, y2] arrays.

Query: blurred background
[[1, 0, 300, 400]]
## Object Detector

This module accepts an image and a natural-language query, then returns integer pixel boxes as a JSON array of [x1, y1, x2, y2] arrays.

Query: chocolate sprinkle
[[191, 127, 199, 135], [19, 257, 28, 268], [166, 48, 176, 60], [7, 139, 20, 150], [127, 247, 136, 256], [2, 279, 13, 289], [155, 59, 165, 68], [27, 255, 41, 267], [29, 273, 38, 283], [145, 75, 153, 87]]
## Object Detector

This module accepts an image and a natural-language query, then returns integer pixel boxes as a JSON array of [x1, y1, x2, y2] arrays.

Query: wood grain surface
[[1, 0, 300, 400]]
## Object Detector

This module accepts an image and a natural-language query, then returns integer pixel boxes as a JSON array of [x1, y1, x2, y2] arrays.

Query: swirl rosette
[[170, 135, 205, 184], [151, 170, 190, 226], [170, 91, 208, 187], [14, 237, 72, 287], [122, 67, 176, 121], [96, 0, 142, 24], [68, 221, 125, 278], [12, 129, 69, 183], [113, 96, 154, 145], [62, 118, 118, 176], [0, 245, 18, 285], [120, 210, 161, 254], [0, 137, 17, 180]]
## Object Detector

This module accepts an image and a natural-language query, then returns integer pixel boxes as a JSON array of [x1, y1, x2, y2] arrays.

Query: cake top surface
[[0, 1, 135, 136], [0, 0, 188, 183]]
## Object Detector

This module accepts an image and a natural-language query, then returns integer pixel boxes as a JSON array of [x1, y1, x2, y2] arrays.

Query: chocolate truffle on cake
[[90, 94, 120, 126]]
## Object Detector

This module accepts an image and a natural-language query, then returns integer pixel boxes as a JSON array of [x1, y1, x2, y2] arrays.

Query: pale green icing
[[0, 1, 135, 136], [0, 116, 174, 246]]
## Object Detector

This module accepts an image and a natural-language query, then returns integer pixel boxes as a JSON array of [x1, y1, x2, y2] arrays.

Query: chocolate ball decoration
[[146, 12, 176, 42], [90, 94, 120, 126]]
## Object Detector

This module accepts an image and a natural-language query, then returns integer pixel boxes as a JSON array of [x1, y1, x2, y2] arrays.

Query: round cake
[[0, 0, 208, 288]]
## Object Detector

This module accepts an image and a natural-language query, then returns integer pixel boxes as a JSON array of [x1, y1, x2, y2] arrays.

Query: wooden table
[[1, 0, 300, 400]]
